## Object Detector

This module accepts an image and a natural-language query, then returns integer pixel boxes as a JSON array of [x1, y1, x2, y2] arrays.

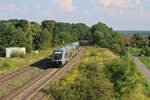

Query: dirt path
[[129, 54, 150, 82]]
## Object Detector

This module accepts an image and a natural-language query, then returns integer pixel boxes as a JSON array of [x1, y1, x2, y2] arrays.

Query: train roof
[[53, 42, 79, 53]]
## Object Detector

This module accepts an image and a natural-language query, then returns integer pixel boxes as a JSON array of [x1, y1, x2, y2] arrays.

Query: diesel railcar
[[52, 42, 79, 66]]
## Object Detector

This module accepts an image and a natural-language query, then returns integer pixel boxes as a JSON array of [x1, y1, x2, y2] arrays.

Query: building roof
[[123, 40, 136, 45]]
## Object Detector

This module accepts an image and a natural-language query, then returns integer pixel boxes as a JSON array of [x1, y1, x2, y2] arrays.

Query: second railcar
[[52, 42, 79, 66]]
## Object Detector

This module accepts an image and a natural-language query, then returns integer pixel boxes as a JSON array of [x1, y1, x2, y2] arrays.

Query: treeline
[[131, 33, 150, 56], [0, 19, 125, 56], [0, 19, 90, 56], [91, 22, 125, 56]]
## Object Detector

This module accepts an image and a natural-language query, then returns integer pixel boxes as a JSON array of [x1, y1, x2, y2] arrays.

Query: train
[[52, 42, 80, 66]]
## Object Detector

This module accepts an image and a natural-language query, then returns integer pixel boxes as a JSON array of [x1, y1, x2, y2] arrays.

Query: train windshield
[[54, 51, 62, 60]]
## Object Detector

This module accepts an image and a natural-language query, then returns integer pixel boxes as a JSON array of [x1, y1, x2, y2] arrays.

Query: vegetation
[[128, 47, 141, 56], [128, 47, 150, 69], [46, 46, 150, 100], [0, 19, 90, 56], [49, 62, 113, 100], [138, 57, 150, 69], [91, 22, 126, 56], [47, 46, 117, 100], [0, 19, 126, 57], [127, 33, 150, 70], [0, 48, 53, 74], [121, 34, 133, 40], [104, 57, 139, 98], [11, 51, 25, 58], [8, 77, 29, 87]]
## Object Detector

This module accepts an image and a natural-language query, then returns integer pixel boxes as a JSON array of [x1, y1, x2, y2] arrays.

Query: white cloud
[[97, 0, 140, 8], [8, 3, 16, 11], [35, 4, 40, 9], [94, 0, 150, 17], [85, 10, 90, 15], [139, 6, 149, 17], [52, 0, 74, 12], [23, 5, 29, 16], [37, 9, 53, 16]]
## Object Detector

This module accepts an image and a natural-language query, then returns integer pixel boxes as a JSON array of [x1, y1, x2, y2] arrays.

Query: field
[[121, 34, 133, 40], [0, 47, 56, 75], [138, 57, 150, 69], [46, 46, 150, 100]]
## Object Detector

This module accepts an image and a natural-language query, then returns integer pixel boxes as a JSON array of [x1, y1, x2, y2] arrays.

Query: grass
[[128, 47, 150, 99], [0, 47, 57, 75], [0, 77, 30, 97], [48, 46, 116, 100], [128, 47, 141, 56], [138, 57, 150, 69], [47, 46, 150, 100], [30, 69, 41, 76], [8, 77, 30, 87], [47, 46, 118, 99], [128, 47, 150, 69], [0, 89, 9, 97]]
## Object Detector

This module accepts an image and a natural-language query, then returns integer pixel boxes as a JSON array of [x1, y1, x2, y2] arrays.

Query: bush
[[49, 62, 113, 100], [141, 46, 150, 56], [0, 62, 10, 70], [11, 51, 25, 58], [104, 56, 139, 98]]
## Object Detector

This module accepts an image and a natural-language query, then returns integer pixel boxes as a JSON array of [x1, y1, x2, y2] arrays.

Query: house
[[123, 40, 136, 47]]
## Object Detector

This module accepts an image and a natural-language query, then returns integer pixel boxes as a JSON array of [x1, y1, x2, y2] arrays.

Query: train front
[[52, 49, 63, 66]]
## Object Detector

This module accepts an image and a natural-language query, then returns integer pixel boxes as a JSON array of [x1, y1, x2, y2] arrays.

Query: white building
[[6, 47, 26, 58]]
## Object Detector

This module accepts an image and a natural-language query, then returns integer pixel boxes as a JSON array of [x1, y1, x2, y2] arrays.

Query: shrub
[[0, 62, 10, 70], [11, 51, 25, 58], [141, 46, 150, 56], [49, 62, 113, 100], [104, 56, 139, 98]]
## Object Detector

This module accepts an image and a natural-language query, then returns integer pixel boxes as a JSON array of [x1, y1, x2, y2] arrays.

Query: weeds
[[11, 51, 25, 58], [0, 62, 10, 70]]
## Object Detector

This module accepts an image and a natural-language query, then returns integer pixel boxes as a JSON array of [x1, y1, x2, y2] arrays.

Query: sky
[[0, 0, 150, 30]]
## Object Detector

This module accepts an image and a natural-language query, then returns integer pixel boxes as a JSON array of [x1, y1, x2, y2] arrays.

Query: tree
[[71, 23, 91, 40], [131, 33, 145, 48], [104, 57, 139, 98], [16, 19, 29, 31], [141, 46, 150, 56], [93, 30, 104, 45], [41, 20, 56, 42], [38, 29, 52, 49], [49, 62, 113, 100], [91, 22, 125, 56]]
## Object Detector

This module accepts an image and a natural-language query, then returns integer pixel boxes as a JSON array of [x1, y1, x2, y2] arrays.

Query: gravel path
[[129, 54, 150, 82]]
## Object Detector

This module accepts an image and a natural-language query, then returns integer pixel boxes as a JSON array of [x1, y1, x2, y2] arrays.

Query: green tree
[[38, 29, 52, 49], [41, 20, 56, 42], [49, 62, 113, 100], [104, 57, 139, 98], [91, 22, 125, 56], [17, 19, 29, 31], [131, 33, 145, 48]]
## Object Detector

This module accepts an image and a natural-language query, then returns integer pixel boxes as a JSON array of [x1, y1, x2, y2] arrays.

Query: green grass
[[8, 77, 30, 87], [128, 47, 150, 99], [128, 47, 141, 56], [47, 46, 150, 100], [48, 46, 116, 100], [0, 47, 57, 75], [0, 89, 9, 97], [138, 57, 150, 69], [128, 47, 150, 70]]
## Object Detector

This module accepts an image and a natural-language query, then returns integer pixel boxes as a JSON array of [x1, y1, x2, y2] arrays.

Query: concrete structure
[[6, 47, 26, 58]]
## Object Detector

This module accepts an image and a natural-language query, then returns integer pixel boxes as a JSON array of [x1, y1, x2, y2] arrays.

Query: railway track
[[0, 58, 49, 85], [1, 47, 85, 100]]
